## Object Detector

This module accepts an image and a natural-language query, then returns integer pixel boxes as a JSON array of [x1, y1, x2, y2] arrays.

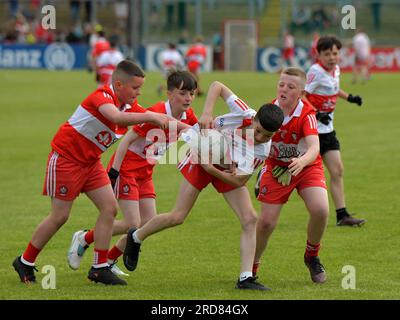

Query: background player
[[254, 67, 329, 284], [123, 81, 284, 291], [157, 43, 185, 96], [304, 35, 366, 227], [67, 71, 198, 276], [12, 60, 170, 286], [95, 38, 124, 87], [185, 36, 207, 95], [352, 28, 372, 84]]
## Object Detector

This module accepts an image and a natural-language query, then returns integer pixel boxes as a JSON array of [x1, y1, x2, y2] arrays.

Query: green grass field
[[0, 69, 399, 300]]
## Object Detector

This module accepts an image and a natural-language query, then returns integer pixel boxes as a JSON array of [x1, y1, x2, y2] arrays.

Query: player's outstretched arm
[[199, 81, 234, 129], [200, 163, 251, 188], [288, 135, 320, 176], [111, 129, 140, 172], [99, 104, 170, 129], [338, 89, 362, 106]]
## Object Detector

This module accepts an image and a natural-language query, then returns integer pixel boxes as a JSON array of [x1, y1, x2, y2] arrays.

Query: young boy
[[12, 60, 170, 286], [254, 67, 329, 284], [67, 70, 198, 276], [123, 81, 284, 291], [304, 35, 366, 226]]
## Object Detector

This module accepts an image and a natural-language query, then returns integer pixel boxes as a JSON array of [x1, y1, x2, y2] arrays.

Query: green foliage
[[0, 70, 399, 300]]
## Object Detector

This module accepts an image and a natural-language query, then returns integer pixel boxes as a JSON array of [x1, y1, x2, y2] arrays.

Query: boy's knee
[[257, 215, 277, 232], [168, 212, 186, 226]]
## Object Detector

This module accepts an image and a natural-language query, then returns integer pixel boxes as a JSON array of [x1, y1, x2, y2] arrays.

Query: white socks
[[239, 271, 253, 282]]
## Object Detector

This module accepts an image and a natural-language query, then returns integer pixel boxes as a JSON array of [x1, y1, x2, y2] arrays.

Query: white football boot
[[109, 260, 129, 277], [67, 230, 89, 270]]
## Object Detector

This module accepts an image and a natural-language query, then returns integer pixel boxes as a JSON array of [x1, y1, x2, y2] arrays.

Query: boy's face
[[167, 87, 195, 115], [277, 73, 304, 109], [115, 76, 145, 105], [251, 120, 276, 144], [317, 45, 340, 71]]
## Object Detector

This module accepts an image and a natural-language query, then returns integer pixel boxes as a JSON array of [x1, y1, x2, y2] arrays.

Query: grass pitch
[[0, 69, 399, 300]]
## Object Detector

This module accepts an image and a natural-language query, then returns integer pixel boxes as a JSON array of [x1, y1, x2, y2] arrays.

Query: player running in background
[[122, 81, 284, 291], [254, 67, 329, 284], [95, 38, 124, 87], [157, 43, 185, 96], [310, 31, 320, 64], [12, 60, 171, 286], [282, 30, 295, 68], [304, 35, 366, 227], [352, 28, 372, 84], [67, 71, 198, 276], [185, 36, 207, 95]]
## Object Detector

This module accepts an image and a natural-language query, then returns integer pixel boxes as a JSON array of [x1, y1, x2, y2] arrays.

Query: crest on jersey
[[95, 131, 114, 147], [291, 132, 297, 142]]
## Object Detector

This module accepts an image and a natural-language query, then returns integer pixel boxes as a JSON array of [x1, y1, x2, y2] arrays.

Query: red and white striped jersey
[[267, 98, 322, 168], [51, 85, 145, 166], [160, 49, 185, 73], [305, 62, 340, 133], [112, 100, 198, 177], [212, 95, 272, 175], [96, 49, 124, 85]]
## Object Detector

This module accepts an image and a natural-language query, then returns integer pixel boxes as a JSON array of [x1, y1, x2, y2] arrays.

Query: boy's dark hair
[[167, 70, 198, 91], [316, 35, 342, 53], [113, 60, 145, 82], [254, 103, 284, 132]]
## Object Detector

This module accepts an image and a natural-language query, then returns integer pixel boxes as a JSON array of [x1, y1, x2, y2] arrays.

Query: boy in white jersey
[[12, 60, 171, 286], [67, 71, 198, 276], [157, 43, 185, 95], [123, 81, 284, 291], [304, 35, 366, 227]]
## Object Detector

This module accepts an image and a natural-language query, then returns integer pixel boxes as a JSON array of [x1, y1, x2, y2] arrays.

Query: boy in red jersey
[[185, 36, 207, 95], [254, 67, 329, 284], [67, 71, 198, 276], [122, 81, 284, 291], [12, 60, 171, 285], [304, 35, 366, 227]]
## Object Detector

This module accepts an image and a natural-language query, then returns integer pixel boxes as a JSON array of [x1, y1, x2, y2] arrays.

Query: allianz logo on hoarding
[[44, 43, 75, 70], [0, 47, 41, 68], [0, 43, 75, 69]]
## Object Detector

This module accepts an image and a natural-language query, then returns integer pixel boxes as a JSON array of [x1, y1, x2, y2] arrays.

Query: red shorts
[[42, 150, 110, 201], [180, 162, 237, 193], [114, 173, 155, 201], [283, 48, 295, 60], [187, 61, 201, 74], [257, 163, 327, 204]]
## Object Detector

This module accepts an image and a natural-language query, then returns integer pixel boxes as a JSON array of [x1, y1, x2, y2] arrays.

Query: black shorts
[[319, 131, 340, 156]]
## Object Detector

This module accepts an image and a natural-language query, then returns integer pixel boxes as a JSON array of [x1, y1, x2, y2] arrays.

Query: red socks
[[22, 242, 41, 265], [305, 240, 321, 259], [108, 246, 123, 261], [84, 230, 94, 245]]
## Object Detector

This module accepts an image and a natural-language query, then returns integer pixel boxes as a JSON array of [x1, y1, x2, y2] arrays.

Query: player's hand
[[288, 157, 306, 177], [108, 168, 119, 189], [198, 114, 215, 130], [148, 112, 170, 130], [347, 94, 362, 106], [316, 112, 331, 125]]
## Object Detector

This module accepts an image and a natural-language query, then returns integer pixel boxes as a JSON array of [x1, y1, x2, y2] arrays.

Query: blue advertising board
[[0, 43, 89, 70]]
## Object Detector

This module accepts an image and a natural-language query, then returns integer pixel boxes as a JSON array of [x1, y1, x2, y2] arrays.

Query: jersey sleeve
[[225, 94, 254, 116], [91, 91, 116, 109], [301, 111, 319, 137], [305, 68, 321, 94]]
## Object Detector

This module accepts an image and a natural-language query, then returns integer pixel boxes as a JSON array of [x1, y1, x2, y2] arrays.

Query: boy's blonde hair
[[281, 67, 306, 89]]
